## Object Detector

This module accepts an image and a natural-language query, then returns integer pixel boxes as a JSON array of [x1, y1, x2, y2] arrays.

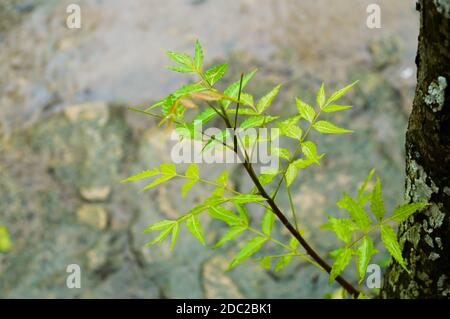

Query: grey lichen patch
[[429, 252, 440, 261], [427, 203, 445, 228], [424, 76, 447, 112], [435, 237, 443, 250], [424, 234, 434, 248], [405, 159, 438, 202], [402, 280, 420, 298], [444, 187, 450, 196], [402, 224, 421, 248], [438, 275, 448, 289], [434, 0, 450, 18]]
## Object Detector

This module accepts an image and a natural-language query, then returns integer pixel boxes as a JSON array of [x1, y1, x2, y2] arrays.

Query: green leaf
[[285, 163, 298, 187], [316, 82, 326, 108], [222, 69, 257, 108], [165, 51, 192, 68], [337, 193, 371, 230], [216, 171, 228, 186], [278, 122, 302, 140], [256, 84, 282, 113], [240, 115, 279, 129], [174, 82, 205, 96], [142, 164, 177, 190], [193, 108, 218, 125], [234, 204, 249, 225], [204, 64, 228, 85], [313, 121, 353, 134], [289, 237, 299, 249], [390, 202, 428, 222], [170, 223, 180, 251], [271, 147, 290, 160], [357, 168, 375, 204], [274, 254, 293, 272], [380, 224, 407, 270], [326, 81, 358, 105], [144, 219, 177, 232], [0, 225, 12, 252], [208, 206, 241, 226], [261, 209, 276, 235], [186, 215, 206, 245], [293, 157, 315, 169], [160, 163, 177, 175], [325, 216, 353, 244], [370, 176, 385, 220], [322, 104, 352, 113], [231, 194, 266, 204], [185, 163, 199, 179], [296, 98, 316, 123], [145, 226, 173, 246], [122, 168, 160, 183], [258, 172, 278, 186], [194, 40, 203, 71], [329, 248, 353, 283], [182, 179, 197, 197], [260, 256, 272, 269], [229, 236, 267, 269], [166, 65, 192, 73], [214, 226, 246, 248], [301, 141, 321, 165], [356, 236, 378, 284]]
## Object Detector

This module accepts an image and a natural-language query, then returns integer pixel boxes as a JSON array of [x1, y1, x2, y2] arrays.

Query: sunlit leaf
[[204, 64, 228, 85], [261, 209, 276, 235], [257, 84, 282, 113], [285, 163, 298, 187], [194, 40, 203, 71], [390, 202, 429, 222], [170, 223, 180, 251], [121, 168, 160, 182], [380, 224, 407, 270], [208, 206, 241, 226], [296, 98, 316, 123], [228, 236, 267, 269], [322, 104, 353, 113], [316, 82, 326, 108], [370, 176, 385, 220], [356, 236, 378, 284], [313, 121, 352, 134], [329, 247, 353, 283], [186, 215, 206, 245], [222, 70, 257, 108], [214, 226, 247, 249], [337, 193, 371, 230], [326, 81, 358, 105]]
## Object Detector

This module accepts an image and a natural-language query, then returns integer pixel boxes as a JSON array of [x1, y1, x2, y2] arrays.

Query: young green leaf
[[182, 179, 197, 197], [165, 51, 193, 68], [274, 254, 293, 272], [356, 236, 378, 284], [194, 40, 203, 71], [185, 163, 199, 179], [278, 123, 302, 140], [316, 82, 326, 108], [222, 69, 257, 108], [145, 219, 177, 232], [271, 147, 290, 160], [121, 168, 160, 182], [357, 168, 376, 204], [285, 163, 298, 187], [337, 193, 371, 230], [231, 194, 266, 204], [329, 247, 353, 283], [324, 216, 353, 244], [214, 225, 247, 248], [234, 204, 249, 225], [326, 81, 358, 105], [145, 226, 174, 247], [256, 84, 282, 113], [167, 65, 193, 73], [322, 104, 352, 113], [238, 93, 254, 107], [208, 206, 241, 226], [204, 64, 228, 85], [313, 121, 353, 134], [170, 223, 180, 251], [260, 256, 272, 269], [216, 171, 228, 186], [142, 164, 177, 190], [261, 209, 276, 236], [228, 236, 267, 269], [289, 236, 299, 249], [186, 215, 206, 245], [0, 225, 12, 252], [258, 172, 278, 186], [370, 176, 385, 220], [240, 115, 279, 129], [380, 224, 407, 270], [296, 98, 316, 123], [301, 141, 321, 165], [390, 202, 428, 222]]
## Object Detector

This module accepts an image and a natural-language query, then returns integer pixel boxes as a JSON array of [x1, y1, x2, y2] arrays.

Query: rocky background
[[0, 0, 418, 298]]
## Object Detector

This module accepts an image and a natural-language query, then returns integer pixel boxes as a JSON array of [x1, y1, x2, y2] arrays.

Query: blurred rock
[[77, 204, 108, 229]]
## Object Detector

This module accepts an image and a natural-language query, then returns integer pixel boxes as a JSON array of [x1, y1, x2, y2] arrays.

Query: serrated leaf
[[325, 216, 353, 244], [234, 204, 249, 225], [216, 171, 228, 186], [278, 122, 302, 140], [239, 92, 254, 107], [285, 163, 298, 187], [289, 237, 299, 249], [231, 194, 266, 204], [185, 163, 199, 179], [380, 224, 407, 270], [271, 147, 290, 160], [258, 172, 277, 186], [370, 176, 385, 220], [121, 168, 160, 182], [193, 108, 218, 125], [317, 82, 326, 108], [296, 98, 316, 123], [182, 179, 197, 197], [260, 256, 272, 269], [337, 193, 371, 230], [257, 84, 282, 113], [322, 104, 353, 113], [145, 219, 177, 232], [274, 254, 293, 272], [357, 168, 376, 204], [240, 115, 279, 129], [356, 236, 378, 284], [326, 81, 358, 105], [293, 157, 315, 169], [142, 164, 177, 190], [214, 226, 246, 248], [222, 70, 257, 108], [204, 64, 228, 85], [390, 202, 428, 222], [186, 215, 205, 245], [329, 247, 353, 283], [261, 209, 276, 235], [160, 163, 177, 175], [226, 108, 258, 116], [313, 121, 353, 134], [229, 236, 267, 269], [194, 40, 203, 71], [301, 141, 321, 165], [170, 223, 180, 251], [145, 226, 173, 246], [165, 51, 192, 67], [166, 65, 192, 73], [208, 206, 241, 226], [0, 225, 12, 252]]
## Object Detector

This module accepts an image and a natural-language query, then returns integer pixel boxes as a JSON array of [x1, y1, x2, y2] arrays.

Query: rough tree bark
[[381, 0, 450, 298]]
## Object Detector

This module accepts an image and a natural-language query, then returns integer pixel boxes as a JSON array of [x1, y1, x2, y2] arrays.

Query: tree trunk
[[381, 0, 450, 298]]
